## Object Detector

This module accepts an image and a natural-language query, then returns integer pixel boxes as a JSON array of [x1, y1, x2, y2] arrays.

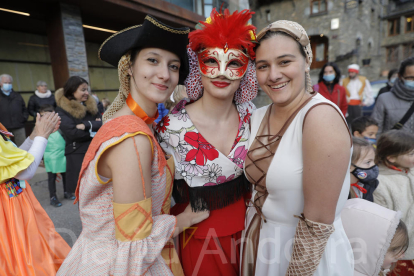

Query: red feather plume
[[189, 8, 256, 59]]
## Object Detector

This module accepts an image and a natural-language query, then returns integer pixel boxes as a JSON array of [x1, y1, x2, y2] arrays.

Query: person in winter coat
[[372, 57, 414, 134], [0, 74, 29, 146], [55, 76, 102, 200], [342, 198, 409, 276], [374, 130, 414, 274], [27, 81, 56, 120], [314, 62, 348, 116]]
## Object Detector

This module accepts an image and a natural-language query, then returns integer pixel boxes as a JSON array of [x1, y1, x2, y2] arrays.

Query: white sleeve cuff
[[15, 136, 48, 181]]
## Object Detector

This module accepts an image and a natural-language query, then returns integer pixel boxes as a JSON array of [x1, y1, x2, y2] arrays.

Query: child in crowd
[[40, 104, 67, 207], [349, 137, 379, 201], [352, 116, 379, 146], [101, 98, 111, 111], [374, 130, 414, 273], [342, 198, 409, 276]]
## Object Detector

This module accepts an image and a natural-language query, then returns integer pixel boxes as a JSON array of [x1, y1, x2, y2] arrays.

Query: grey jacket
[[372, 91, 414, 134]]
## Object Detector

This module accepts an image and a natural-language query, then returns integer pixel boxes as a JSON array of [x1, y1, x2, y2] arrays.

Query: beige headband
[[257, 20, 313, 93]]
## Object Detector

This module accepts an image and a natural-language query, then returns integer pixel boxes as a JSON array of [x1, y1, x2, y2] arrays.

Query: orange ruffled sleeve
[[0, 138, 34, 183]]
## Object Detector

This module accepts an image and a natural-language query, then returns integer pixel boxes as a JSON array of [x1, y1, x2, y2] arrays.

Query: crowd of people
[[0, 7, 414, 276]]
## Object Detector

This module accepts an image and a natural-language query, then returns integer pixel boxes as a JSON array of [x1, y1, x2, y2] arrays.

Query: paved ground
[[30, 178, 82, 247]]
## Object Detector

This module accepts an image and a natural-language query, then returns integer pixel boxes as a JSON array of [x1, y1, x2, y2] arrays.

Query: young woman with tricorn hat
[[57, 15, 209, 276]]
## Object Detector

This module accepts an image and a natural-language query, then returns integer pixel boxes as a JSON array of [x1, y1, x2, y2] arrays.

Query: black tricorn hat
[[99, 15, 190, 84]]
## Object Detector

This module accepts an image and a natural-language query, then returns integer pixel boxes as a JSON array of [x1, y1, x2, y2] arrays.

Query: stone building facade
[[253, 0, 413, 79], [381, 0, 414, 71], [252, 0, 386, 82]]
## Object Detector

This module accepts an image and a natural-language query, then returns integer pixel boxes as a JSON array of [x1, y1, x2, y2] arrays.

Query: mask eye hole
[[228, 60, 243, 68], [203, 58, 218, 67]]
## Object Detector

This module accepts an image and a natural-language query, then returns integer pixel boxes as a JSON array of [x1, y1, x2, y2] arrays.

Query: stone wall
[[380, 1, 414, 71], [252, 0, 385, 82], [61, 3, 90, 83]]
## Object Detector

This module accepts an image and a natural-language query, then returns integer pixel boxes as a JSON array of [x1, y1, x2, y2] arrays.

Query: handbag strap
[[392, 101, 414, 130]]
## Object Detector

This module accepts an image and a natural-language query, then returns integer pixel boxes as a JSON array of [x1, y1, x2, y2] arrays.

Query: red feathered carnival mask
[[185, 8, 258, 103]]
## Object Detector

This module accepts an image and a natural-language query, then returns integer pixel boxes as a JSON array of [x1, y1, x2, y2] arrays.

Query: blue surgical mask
[[2, 83, 12, 92], [390, 77, 397, 84], [404, 80, 414, 89], [323, 74, 335, 82], [364, 136, 377, 145]]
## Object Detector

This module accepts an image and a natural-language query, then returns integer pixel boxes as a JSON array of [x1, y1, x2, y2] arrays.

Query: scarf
[[35, 90, 52, 98], [391, 78, 414, 101]]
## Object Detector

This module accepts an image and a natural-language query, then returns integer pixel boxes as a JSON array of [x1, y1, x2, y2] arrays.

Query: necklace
[[126, 93, 159, 124]]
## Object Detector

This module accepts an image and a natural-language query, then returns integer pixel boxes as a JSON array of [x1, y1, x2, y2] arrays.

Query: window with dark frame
[[406, 15, 414, 33], [388, 18, 400, 36], [204, 0, 213, 17], [403, 43, 414, 59], [386, 46, 399, 63], [311, 0, 327, 15], [310, 35, 329, 69]]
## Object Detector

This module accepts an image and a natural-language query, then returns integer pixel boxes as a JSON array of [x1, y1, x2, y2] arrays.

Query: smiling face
[[73, 83, 89, 102], [129, 48, 180, 104], [201, 74, 241, 101], [255, 35, 309, 107]]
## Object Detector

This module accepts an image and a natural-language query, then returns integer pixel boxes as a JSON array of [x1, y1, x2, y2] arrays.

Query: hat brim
[[98, 15, 190, 84]]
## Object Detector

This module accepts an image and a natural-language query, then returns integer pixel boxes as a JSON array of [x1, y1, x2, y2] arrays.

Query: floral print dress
[[155, 99, 255, 276], [157, 99, 254, 188]]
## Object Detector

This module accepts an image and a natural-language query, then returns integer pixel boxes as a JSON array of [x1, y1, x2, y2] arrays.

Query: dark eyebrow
[[256, 54, 296, 64], [145, 52, 161, 56], [145, 52, 180, 63], [277, 54, 296, 59]]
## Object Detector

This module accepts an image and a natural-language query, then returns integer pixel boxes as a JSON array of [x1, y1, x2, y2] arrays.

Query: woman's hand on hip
[[173, 204, 210, 238]]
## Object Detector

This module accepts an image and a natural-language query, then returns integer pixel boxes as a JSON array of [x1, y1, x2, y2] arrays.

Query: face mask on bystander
[[351, 164, 379, 184], [404, 80, 414, 89], [323, 74, 335, 82], [2, 83, 12, 92]]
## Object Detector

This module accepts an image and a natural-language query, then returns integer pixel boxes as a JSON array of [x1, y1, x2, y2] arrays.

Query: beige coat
[[373, 165, 414, 259], [342, 198, 401, 276]]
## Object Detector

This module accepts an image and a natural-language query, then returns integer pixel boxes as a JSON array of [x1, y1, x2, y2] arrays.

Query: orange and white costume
[[57, 116, 183, 275]]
